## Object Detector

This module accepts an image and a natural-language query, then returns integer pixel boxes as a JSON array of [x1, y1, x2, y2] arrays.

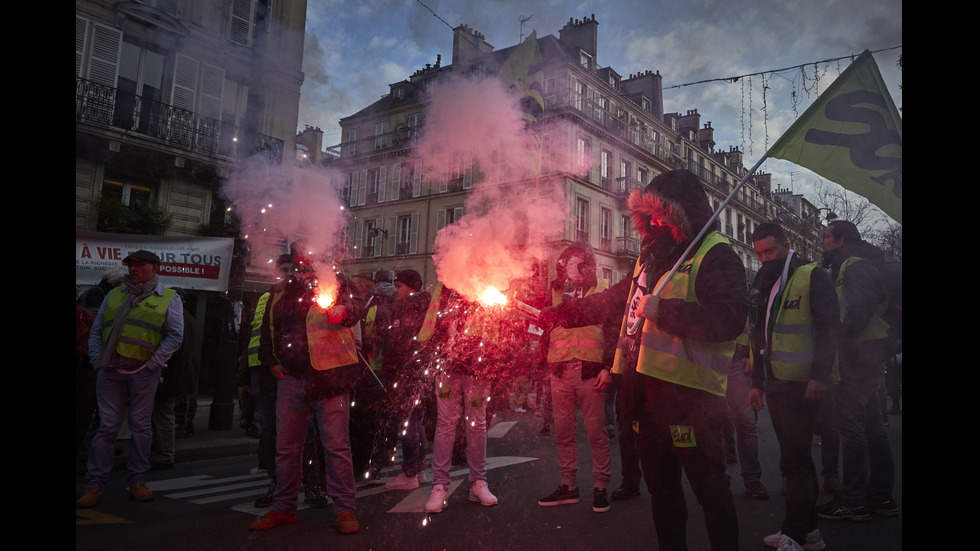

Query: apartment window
[[407, 112, 422, 139], [436, 207, 464, 231], [600, 207, 612, 252], [600, 267, 613, 284], [366, 166, 387, 204], [580, 51, 593, 70], [362, 218, 384, 258], [375, 121, 389, 150], [576, 198, 589, 242], [576, 136, 591, 178], [97, 173, 160, 233], [638, 167, 649, 186], [115, 40, 165, 132], [229, 0, 270, 47], [600, 149, 611, 189], [620, 160, 632, 192], [346, 128, 359, 156], [621, 214, 632, 239], [391, 213, 419, 255]]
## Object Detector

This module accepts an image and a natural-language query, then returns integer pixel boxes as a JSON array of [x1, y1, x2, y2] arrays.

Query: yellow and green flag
[[768, 50, 902, 223]]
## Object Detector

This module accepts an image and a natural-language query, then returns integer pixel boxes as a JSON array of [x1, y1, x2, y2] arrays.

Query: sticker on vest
[[670, 425, 697, 447], [625, 265, 649, 336], [468, 396, 486, 410], [438, 387, 452, 401]]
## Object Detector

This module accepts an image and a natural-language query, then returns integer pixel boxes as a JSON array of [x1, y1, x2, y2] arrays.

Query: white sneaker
[[763, 530, 826, 551], [385, 472, 420, 491], [468, 480, 498, 506], [426, 484, 449, 513], [775, 534, 804, 551]]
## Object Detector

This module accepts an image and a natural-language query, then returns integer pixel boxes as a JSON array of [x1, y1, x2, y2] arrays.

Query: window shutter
[[412, 159, 422, 197], [76, 16, 89, 78], [390, 163, 401, 201], [198, 64, 224, 121], [388, 217, 397, 255], [377, 166, 387, 203], [87, 22, 122, 86], [172, 54, 199, 112], [229, 0, 254, 46], [373, 218, 384, 257], [409, 213, 419, 255], [436, 209, 446, 231], [354, 220, 364, 259], [357, 170, 368, 206]]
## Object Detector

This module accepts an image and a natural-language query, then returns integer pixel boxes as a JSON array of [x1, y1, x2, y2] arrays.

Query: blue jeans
[[273, 374, 356, 515], [725, 359, 762, 485], [431, 372, 489, 486], [86, 367, 160, 489], [836, 345, 895, 506]]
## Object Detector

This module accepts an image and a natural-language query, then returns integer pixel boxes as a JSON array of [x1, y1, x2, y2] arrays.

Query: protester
[[424, 283, 499, 513], [382, 269, 431, 491], [816, 221, 898, 521], [150, 289, 197, 470], [727, 320, 768, 499], [349, 273, 391, 482], [248, 240, 362, 535], [747, 222, 842, 551], [541, 169, 746, 550], [536, 242, 615, 513], [77, 250, 184, 508]]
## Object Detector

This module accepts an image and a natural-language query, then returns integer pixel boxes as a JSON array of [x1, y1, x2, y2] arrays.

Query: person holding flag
[[540, 169, 747, 550]]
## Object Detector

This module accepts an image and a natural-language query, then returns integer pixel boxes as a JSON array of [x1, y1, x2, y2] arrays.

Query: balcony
[[76, 77, 283, 165], [615, 236, 641, 267]]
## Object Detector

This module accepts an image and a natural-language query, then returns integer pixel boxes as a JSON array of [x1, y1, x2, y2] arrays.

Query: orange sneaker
[[250, 509, 297, 530], [127, 483, 154, 502], [77, 488, 102, 508], [336, 511, 359, 534]]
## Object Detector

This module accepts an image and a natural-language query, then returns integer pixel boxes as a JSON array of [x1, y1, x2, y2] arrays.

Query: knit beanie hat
[[394, 269, 423, 292]]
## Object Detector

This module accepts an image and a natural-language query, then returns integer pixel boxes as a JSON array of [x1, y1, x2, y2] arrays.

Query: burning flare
[[478, 286, 508, 307]]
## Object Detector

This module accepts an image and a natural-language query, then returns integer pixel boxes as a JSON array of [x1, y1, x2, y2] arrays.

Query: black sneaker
[[817, 500, 871, 521], [745, 480, 770, 499], [538, 484, 580, 506], [869, 498, 900, 517], [592, 488, 610, 512], [611, 485, 640, 501], [304, 486, 329, 508], [254, 483, 274, 508]]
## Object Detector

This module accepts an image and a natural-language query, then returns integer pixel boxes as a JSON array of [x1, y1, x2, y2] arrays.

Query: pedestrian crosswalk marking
[[142, 422, 534, 515], [76, 509, 133, 525]]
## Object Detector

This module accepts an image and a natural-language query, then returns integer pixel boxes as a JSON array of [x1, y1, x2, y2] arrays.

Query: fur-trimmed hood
[[627, 169, 716, 244]]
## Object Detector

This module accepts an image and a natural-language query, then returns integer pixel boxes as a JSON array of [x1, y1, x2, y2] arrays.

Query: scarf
[[95, 274, 160, 370]]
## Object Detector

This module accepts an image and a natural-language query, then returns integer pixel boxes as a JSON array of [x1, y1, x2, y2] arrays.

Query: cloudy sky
[[297, 0, 902, 220]]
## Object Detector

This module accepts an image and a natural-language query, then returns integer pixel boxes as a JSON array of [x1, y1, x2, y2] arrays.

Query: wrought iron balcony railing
[[76, 77, 283, 165]]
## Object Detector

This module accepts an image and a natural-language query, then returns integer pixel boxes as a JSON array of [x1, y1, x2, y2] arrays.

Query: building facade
[[75, 0, 308, 427], [326, 15, 818, 292]]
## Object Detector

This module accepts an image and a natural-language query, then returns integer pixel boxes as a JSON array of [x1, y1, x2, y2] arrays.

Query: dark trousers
[[768, 381, 822, 544], [631, 375, 738, 551]]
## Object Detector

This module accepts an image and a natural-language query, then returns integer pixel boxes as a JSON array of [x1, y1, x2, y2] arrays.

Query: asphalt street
[[76, 395, 902, 551]]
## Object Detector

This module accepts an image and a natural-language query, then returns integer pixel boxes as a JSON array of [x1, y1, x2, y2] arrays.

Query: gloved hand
[[537, 305, 559, 332]]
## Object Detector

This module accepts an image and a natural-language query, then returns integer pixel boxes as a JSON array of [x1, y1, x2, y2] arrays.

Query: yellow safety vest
[[417, 282, 444, 343], [247, 292, 271, 368], [547, 281, 608, 364], [836, 257, 890, 343], [613, 231, 736, 397], [306, 306, 359, 371], [364, 304, 382, 371], [767, 263, 818, 382], [101, 286, 176, 362]]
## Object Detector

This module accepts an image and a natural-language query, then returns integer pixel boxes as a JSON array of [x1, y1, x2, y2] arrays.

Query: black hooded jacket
[[551, 170, 747, 361]]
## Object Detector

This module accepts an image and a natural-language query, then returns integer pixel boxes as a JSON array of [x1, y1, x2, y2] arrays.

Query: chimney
[[296, 126, 324, 164], [452, 24, 494, 73]]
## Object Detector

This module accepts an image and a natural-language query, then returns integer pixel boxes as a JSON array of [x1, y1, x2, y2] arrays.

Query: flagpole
[[629, 154, 769, 332]]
